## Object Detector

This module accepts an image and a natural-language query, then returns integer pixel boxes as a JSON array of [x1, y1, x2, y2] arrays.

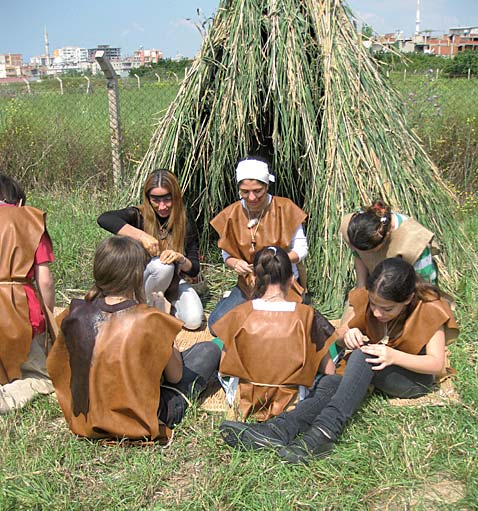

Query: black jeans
[[158, 341, 221, 428], [270, 349, 435, 442]]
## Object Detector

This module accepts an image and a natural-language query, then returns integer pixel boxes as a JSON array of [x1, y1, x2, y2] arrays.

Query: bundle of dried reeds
[[132, 0, 477, 313]]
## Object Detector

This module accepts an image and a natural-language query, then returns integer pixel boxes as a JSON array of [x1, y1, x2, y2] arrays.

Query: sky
[[0, 1, 477, 62]]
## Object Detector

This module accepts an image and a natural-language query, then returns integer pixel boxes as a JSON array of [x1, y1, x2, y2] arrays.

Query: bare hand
[[160, 249, 184, 265], [140, 233, 161, 256], [361, 344, 396, 371], [343, 328, 366, 350], [234, 260, 253, 276]]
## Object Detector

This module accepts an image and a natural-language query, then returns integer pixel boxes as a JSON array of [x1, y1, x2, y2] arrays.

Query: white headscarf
[[236, 159, 276, 185]]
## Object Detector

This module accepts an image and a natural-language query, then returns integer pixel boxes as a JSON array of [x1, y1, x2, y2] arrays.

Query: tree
[[361, 23, 374, 40]]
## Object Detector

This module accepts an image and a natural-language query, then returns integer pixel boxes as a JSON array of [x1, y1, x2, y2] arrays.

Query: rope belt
[[0, 280, 31, 285], [242, 380, 299, 389]]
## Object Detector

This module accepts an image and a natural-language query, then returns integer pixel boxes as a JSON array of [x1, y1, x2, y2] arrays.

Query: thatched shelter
[[132, 0, 476, 313]]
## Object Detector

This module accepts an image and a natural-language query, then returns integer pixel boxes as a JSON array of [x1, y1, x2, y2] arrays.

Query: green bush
[[444, 50, 478, 76]]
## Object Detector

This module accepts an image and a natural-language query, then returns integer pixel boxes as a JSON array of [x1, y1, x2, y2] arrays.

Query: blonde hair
[[85, 236, 148, 303], [140, 169, 186, 253]]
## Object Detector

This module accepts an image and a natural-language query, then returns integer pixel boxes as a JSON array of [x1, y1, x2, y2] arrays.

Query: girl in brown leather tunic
[[47, 236, 220, 441], [219, 258, 458, 463], [214, 246, 336, 422], [0, 174, 56, 414]]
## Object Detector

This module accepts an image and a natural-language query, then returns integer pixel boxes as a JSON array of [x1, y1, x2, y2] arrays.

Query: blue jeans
[[208, 285, 247, 336], [158, 342, 221, 428], [269, 349, 435, 442]]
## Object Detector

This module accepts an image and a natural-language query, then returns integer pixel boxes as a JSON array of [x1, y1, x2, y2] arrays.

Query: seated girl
[[219, 257, 458, 463], [47, 236, 221, 441], [97, 169, 203, 330], [213, 246, 336, 422], [0, 174, 56, 414]]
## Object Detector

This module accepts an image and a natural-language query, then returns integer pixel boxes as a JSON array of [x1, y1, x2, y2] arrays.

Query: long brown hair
[[140, 169, 186, 252], [85, 236, 148, 303], [367, 257, 441, 312]]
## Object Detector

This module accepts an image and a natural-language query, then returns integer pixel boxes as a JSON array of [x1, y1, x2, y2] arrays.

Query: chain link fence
[[1, 70, 477, 191], [0, 75, 179, 189]]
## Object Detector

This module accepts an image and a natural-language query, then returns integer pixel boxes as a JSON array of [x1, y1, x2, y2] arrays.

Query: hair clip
[[267, 246, 277, 255], [380, 216, 388, 224], [354, 208, 365, 214]]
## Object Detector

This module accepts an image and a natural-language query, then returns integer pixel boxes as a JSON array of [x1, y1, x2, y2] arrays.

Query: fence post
[[155, 72, 161, 83], [84, 75, 91, 94], [56, 76, 64, 95], [403, 69, 407, 81], [134, 73, 141, 89], [22, 78, 32, 95], [95, 51, 123, 187], [468, 68, 471, 80]]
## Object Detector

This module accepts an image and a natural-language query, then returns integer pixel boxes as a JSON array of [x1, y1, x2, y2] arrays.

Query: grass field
[[1, 191, 477, 510], [1, 71, 478, 509]]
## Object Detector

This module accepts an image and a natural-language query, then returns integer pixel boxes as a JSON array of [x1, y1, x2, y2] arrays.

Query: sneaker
[[219, 420, 288, 450], [278, 427, 334, 464]]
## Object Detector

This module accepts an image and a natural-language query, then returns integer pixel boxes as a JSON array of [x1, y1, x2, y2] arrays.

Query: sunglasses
[[149, 193, 173, 204]]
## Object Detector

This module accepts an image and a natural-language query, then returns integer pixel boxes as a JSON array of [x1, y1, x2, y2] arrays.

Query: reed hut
[[132, 0, 476, 313]]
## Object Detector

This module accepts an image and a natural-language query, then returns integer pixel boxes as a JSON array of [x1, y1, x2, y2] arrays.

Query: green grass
[[1, 192, 477, 510]]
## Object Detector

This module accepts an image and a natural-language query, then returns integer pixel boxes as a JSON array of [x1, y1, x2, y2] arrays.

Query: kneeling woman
[[214, 246, 336, 422], [98, 169, 203, 330], [47, 237, 220, 442], [220, 258, 458, 462]]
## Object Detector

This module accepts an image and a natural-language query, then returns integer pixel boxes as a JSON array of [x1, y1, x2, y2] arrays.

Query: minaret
[[44, 26, 50, 67], [415, 0, 421, 36]]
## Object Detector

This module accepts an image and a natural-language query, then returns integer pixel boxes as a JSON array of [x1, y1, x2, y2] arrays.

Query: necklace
[[246, 205, 267, 254], [262, 291, 285, 302], [379, 323, 389, 345], [158, 227, 169, 240]]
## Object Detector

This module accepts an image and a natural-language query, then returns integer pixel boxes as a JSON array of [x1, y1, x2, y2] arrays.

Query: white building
[[53, 46, 88, 65]]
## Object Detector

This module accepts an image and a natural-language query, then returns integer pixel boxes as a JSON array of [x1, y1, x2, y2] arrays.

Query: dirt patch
[[369, 476, 466, 510]]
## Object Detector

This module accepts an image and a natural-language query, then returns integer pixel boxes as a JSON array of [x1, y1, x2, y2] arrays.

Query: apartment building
[[0, 53, 22, 79]]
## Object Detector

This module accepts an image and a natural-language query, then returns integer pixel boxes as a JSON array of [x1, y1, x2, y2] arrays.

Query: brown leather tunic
[[348, 288, 459, 353], [47, 299, 183, 441], [215, 301, 336, 421], [210, 196, 307, 299], [340, 213, 435, 273], [0, 205, 46, 384]]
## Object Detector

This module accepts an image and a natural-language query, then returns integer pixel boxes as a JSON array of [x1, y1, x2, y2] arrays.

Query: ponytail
[[252, 246, 292, 298], [348, 198, 392, 250]]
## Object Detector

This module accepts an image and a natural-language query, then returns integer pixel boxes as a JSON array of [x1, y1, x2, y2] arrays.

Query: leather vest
[[47, 299, 182, 441], [0, 205, 45, 384], [211, 196, 307, 299], [215, 301, 336, 421]]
